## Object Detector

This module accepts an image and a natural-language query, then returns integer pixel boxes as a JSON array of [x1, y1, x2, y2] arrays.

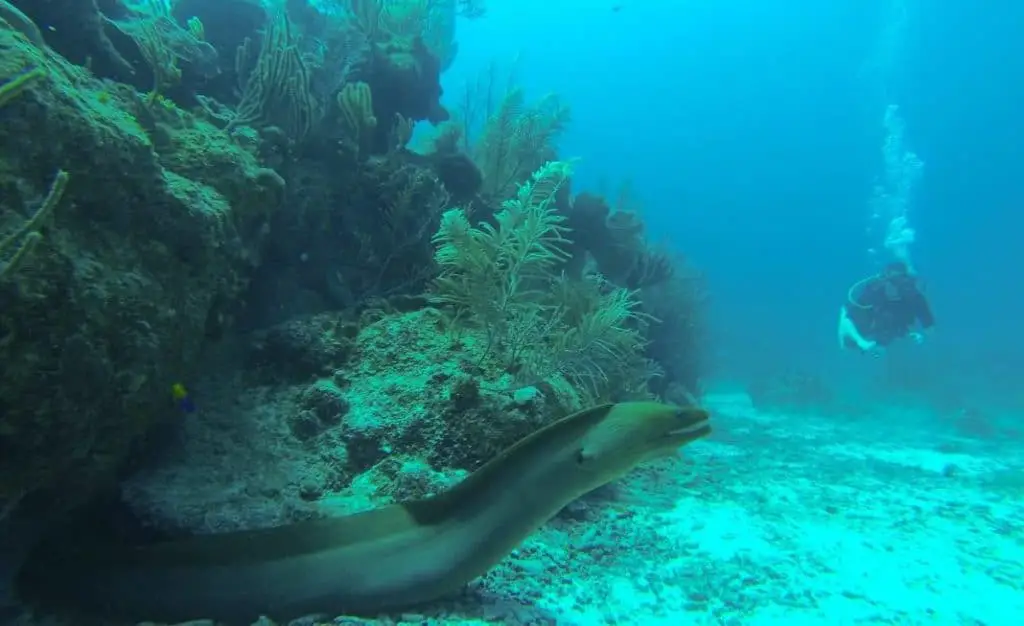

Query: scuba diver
[[838, 261, 935, 354]]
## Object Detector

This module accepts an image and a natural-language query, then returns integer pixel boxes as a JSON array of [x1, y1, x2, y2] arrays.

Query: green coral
[[432, 160, 571, 353], [537, 274, 658, 400], [226, 9, 320, 141], [336, 81, 378, 156], [431, 160, 654, 401], [472, 87, 570, 203]]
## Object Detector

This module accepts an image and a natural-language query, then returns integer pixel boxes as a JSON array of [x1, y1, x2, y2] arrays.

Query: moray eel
[[18, 401, 710, 623]]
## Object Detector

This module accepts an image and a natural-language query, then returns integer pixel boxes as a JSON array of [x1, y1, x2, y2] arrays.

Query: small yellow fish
[[171, 383, 195, 413]]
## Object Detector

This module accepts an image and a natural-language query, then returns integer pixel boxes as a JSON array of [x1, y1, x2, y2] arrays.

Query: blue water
[[428, 2, 1024, 623], [443, 0, 1023, 402]]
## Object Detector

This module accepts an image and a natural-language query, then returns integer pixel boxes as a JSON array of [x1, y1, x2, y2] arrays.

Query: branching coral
[[341, 0, 457, 68], [328, 158, 450, 307], [420, 0, 458, 70], [431, 160, 653, 401], [431, 160, 572, 348], [530, 274, 658, 402], [128, 17, 182, 103], [379, 0, 431, 38], [337, 80, 378, 156], [342, 0, 425, 42], [341, 0, 388, 42], [225, 9, 320, 140], [471, 87, 570, 203], [104, 0, 218, 101]]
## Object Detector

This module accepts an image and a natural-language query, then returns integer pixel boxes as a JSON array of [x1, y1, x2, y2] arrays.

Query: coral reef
[[120, 157, 703, 536], [122, 306, 575, 534], [1, 5, 708, 619]]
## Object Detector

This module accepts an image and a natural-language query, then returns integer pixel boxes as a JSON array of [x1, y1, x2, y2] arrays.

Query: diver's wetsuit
[[846, 274, 934, 346]]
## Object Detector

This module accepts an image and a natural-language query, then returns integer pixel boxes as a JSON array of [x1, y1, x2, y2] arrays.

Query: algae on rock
[[0, 20, 283, 514]]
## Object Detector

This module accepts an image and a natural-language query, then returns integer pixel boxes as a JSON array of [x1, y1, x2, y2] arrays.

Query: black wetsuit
[[847, 275, 935, 346]]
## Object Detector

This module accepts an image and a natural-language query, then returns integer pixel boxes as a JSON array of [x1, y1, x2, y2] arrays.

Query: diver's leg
[[838, 306, 876, 351], [837, 306, 855, 348]]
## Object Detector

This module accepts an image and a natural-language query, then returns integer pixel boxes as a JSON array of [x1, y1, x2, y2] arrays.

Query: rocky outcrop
[[0, 19, 283, 516]]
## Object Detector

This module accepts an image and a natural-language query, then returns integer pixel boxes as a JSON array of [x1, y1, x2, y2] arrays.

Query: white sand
[[452, 393, 1024, 626]]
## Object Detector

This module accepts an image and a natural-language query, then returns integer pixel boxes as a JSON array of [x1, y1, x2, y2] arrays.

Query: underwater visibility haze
[[0, 0, 1021, 624]]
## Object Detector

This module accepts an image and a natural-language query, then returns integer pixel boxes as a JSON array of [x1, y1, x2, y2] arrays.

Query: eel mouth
[[663, 409, 712, 445]]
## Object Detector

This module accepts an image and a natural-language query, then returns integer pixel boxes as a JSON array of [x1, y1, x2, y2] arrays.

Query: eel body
[[18, 401, 711, 623]]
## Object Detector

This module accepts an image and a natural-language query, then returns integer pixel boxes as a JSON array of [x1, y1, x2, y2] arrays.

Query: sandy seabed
[[432, 393, 1024, 626]]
